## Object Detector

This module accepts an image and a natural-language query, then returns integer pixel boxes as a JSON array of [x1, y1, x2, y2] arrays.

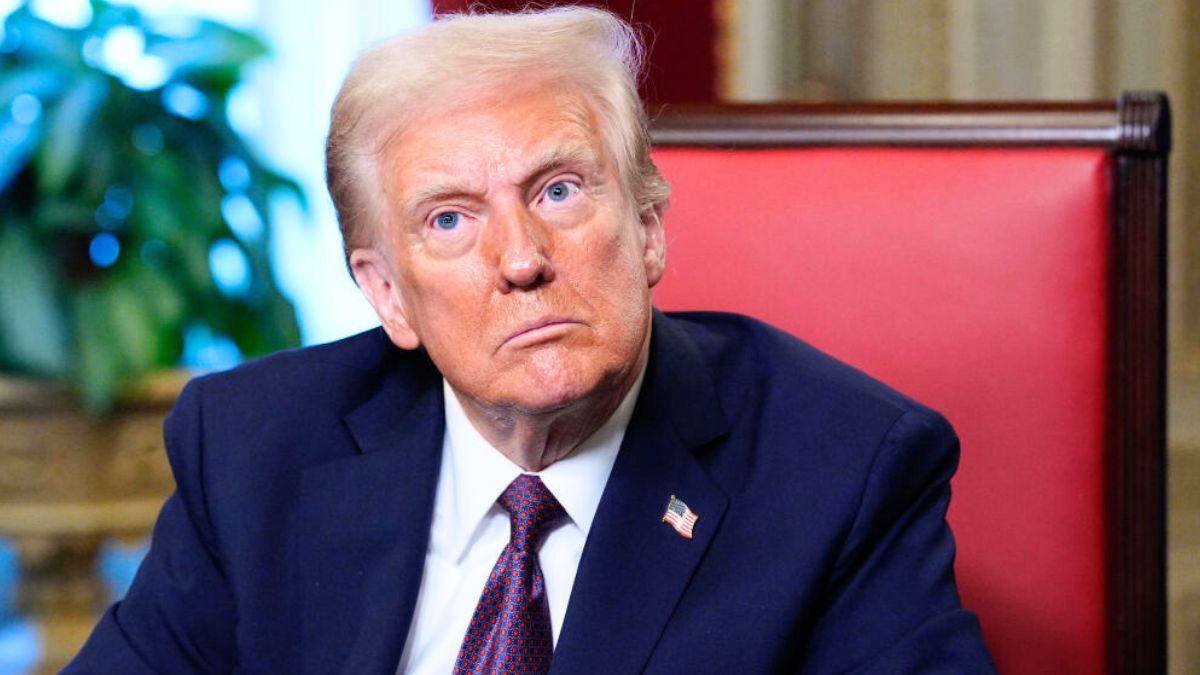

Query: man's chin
[[498, 383, 598, 417], [472, 370, 617, 418]]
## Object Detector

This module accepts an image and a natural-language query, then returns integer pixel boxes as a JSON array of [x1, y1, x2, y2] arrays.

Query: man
[[68, 7, 995, 674]]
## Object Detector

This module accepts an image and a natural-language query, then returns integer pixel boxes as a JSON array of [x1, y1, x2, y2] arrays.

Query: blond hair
[[325, 6, 672, 263]]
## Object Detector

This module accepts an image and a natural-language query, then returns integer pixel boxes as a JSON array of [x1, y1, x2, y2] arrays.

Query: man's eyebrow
[[517, 143, 603, 190], [401, 143, 603, 220], [402, 180, 479, 221]]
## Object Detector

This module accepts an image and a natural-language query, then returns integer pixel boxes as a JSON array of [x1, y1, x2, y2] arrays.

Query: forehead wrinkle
[[388, 87, 611, 221], [392, 139, 494, 222], [492, 86, 611, 180]]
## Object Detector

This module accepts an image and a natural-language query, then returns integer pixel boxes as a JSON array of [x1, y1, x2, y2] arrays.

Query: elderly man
[[68, 7, 995, 674]]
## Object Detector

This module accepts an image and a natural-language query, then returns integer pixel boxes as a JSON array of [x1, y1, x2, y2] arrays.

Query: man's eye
[[543, 181, 578, 203], [433, 212, 460, 230]]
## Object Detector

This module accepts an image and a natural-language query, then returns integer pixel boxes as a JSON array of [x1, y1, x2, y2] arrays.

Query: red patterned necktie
[[454, 474, 567, 674]]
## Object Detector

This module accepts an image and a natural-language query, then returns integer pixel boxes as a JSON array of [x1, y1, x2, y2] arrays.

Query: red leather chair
[[649, 94, 1169, 675]]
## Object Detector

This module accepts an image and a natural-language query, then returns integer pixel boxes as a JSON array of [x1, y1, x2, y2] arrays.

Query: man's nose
[[487, 201, 555, 291]]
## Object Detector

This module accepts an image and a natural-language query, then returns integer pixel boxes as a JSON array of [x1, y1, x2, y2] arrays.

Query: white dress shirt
[[395, 370, 645, 674]]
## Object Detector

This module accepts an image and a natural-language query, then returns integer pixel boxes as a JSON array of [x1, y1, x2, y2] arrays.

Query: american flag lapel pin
[[662, 495, 698, 539]]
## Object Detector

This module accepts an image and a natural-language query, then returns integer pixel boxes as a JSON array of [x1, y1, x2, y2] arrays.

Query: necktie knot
[[455, 474, 562, 673], [497, 474, 566, 550]]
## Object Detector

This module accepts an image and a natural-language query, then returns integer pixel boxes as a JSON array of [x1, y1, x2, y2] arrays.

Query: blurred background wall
[[0, 0, 1194, 672]]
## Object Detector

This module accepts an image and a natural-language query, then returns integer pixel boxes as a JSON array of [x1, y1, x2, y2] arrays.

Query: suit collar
[[641, 310, 730, 447], [552, 310, 731, 674], [293, 348, 445, 675], [342, 345, 443, 456]]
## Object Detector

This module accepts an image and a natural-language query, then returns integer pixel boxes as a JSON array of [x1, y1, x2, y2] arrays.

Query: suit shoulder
[[660, 310, 947, 428], [190, 327, 392, 389], [169, 327, 437, 466]]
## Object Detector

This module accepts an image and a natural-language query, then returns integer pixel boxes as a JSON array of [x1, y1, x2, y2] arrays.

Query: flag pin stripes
[[662, 495, 698, 539]]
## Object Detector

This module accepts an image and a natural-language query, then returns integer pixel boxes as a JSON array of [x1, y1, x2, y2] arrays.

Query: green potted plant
[[0, 4, 304, 668], [0, 0, 301, 412]]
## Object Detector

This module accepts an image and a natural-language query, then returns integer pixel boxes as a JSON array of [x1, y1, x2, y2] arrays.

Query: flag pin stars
[[662, 495, 698, 539]]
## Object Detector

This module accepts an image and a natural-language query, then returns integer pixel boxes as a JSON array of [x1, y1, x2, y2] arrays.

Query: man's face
[[351, 85, 665, 415]]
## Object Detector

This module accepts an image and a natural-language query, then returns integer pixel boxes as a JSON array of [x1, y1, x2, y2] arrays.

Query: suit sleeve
[[800, 409, 996, 674], [63, 378, 238, 674]]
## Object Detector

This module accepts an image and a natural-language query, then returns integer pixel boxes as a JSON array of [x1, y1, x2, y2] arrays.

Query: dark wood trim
[[649, 92, 1171, 675], [1110, 92, 1170, 675], [650, 95, 1169, 153], [1116, 91, 1172, 154]]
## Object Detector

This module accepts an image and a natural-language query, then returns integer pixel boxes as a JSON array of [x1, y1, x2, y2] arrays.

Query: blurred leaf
[[77, 115, 119, 200], [73, 278, 159, 411], [0, 64, 72, 110], [227, 290, 298, 358], [184, 66, 241, 96], [0, 118, 39, 191], [89, 1, 142, 33], [74, 285, 121, 411], [266, 291, 301, 348], [144, 21, 267, 76], [130, 153, 192, 233], [258, 168, 306, 210], [129, 262, 186, 328], [130, 161, 215, 291], [130, 184, 182, 237], [170, 229, 214, 292], [126, 260, 187, 365], [105, 278, 158, 372], [31, 199, 94, 233], [2, 8, 84, 64], [183, 150, 225, 228], [36, 73, 108, 194], [0, 225, 69, 375]]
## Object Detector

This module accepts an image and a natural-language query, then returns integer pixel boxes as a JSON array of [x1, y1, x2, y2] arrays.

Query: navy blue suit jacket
[[67, 311, 995, 673]]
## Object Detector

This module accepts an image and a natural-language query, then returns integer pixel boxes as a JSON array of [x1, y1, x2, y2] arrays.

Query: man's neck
[[450, 353, 648, 472]]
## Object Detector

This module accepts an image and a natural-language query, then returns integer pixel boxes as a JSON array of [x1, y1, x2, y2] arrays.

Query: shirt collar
[[437, 364, 646, 562]]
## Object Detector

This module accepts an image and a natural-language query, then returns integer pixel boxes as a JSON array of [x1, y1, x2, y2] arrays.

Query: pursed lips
[[500, 317, 579, 349]]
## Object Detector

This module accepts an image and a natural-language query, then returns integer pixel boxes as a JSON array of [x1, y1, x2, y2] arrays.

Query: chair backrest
[[649, 94, 1169, 675]]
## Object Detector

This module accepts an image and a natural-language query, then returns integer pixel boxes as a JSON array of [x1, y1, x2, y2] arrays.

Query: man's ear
[[349, 248, 421, 350], [640, 205, 667, 288]]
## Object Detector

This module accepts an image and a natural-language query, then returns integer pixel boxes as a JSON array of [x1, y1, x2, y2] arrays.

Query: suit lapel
[[552, 312, 731, 675], [291, 351, 444, 675]]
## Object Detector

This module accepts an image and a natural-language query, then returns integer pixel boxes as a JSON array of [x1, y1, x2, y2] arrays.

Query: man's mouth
[[501, 317, 579, 348]]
